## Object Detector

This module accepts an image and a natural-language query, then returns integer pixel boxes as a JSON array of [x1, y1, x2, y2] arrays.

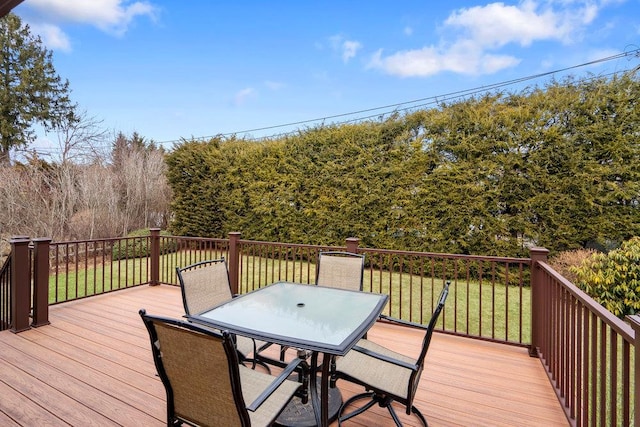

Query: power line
[[155, 48, 639, 145], [22, 48, 640, 157]]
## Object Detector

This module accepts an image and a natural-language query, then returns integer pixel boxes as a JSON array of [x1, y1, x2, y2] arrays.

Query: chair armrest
[[379, 314, 429, 331], [246, 357, 304, 412], [351, 344, 418, 371]]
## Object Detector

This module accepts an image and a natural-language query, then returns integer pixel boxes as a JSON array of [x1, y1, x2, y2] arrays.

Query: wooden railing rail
[[0, 251, 12, 330], [628, 315, 640, 427], [536, 260, 635, 427]]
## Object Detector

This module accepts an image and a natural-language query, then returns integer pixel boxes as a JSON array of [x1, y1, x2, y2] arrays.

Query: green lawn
[[49, 251, 531, 344]]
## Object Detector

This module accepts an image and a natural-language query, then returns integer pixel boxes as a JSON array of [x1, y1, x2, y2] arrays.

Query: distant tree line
[[166, 72, 640, 257], [0, 132, 171, 242]]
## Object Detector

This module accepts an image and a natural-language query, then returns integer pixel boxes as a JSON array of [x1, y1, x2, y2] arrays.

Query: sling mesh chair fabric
[[333, 281, 450, 427], [176, 258, 271, 371], [315, 251, 365, 291], [139, 310, 303, 427]]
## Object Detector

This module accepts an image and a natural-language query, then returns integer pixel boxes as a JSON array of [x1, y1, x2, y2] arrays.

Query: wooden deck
[[0, 285, 568, 426]]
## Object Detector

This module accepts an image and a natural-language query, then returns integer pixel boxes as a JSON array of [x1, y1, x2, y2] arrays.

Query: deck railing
[[533, 260, 637, 427], [233, 237, 533, 346], [0, 252, 11, 330], [3, 229, 640, 425]]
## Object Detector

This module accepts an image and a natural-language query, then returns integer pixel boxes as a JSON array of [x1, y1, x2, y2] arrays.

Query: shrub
[[111, 229, 175, 260], [548, 248, 598, 284], [571, 237, 640, 318]]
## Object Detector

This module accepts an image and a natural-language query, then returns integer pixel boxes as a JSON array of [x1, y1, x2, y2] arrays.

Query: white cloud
[[24, 0, 157, 47], [28, 22, 71, 52], [342, 40, 362, 63], [369, 41, 520, 77], [233, 87, 256, 106], [329, 35, 362, 63], [369, 0, 611, 78], [444, 1, 566, 47]]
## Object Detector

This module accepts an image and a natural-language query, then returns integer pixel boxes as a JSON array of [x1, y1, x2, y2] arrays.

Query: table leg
[[320, 352, 331, 426], [308, 351, 332, 427], [309, 352, 322, 426]]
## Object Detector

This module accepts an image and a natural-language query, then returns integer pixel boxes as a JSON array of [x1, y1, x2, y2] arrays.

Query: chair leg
[[241, 357, 272, 374], [337, 392, 377, 425], [410, 404, 428, 427], [338, 392, 428, 427], [279, 345, 289, 361]]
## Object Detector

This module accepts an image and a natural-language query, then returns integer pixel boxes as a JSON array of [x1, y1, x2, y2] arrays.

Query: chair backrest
[[139, 310, 249, 427], [315, 251, 365, 291], [408, 282, 450, 403], [417, 282, 449, 365], [176, 258, 232, 316]]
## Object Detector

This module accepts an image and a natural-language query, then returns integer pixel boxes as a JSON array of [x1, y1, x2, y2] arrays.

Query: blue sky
[[12, 0, 640, 156]]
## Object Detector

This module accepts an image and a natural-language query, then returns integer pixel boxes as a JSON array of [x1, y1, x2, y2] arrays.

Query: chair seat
[[239, 365, 301, 425], [336, 338, 417, 400]]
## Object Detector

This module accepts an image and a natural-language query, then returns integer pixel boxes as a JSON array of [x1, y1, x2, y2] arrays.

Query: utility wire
[[160, 48, 639, 144], [24, 48, 640, 156]]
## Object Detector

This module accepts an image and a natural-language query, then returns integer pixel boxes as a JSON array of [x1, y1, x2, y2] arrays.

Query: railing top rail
[[238, 239, 531, 264], [238, 239, 343, 251], [51, 236, 150, 245], [164, 235, 228, 243], [360, 247, 531, 263], [539, 260, 634, 342], [50, 235, 230, 246]]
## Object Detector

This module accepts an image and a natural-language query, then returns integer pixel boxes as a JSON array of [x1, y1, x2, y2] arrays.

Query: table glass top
[[192, 282, 388, 354]]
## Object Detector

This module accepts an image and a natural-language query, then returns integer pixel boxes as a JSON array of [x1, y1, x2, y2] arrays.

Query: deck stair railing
[[3, 228, 640, 426]]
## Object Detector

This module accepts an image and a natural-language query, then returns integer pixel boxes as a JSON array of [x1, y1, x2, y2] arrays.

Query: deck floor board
[[0, 285, 568, 426]]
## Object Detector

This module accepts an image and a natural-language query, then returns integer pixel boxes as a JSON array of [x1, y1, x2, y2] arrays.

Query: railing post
[[32, 237, 51, 327], [628, 315, 640, 427], [346, 237, 360, 254], [529, 247, 549, 357], [228, 232, 241, 295], [149, 228, 160, 286], [10, 237, 31, 333]]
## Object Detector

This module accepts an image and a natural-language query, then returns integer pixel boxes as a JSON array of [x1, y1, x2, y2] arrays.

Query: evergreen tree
[[0, 13, 76, 164]]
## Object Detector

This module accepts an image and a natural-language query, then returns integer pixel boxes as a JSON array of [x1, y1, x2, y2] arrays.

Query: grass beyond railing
[[236, 240, 532, 345], [42, 234, 534, 346], [49, 238, 151, 303], [48, 236, 230, 303]]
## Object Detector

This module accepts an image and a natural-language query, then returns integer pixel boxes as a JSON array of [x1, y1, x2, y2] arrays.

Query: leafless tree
[[54, 109, 109, 164], [0, 129, 172, 242]]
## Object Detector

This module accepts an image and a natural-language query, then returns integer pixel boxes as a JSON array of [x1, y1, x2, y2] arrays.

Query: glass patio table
[[188, 281, 388, 427]]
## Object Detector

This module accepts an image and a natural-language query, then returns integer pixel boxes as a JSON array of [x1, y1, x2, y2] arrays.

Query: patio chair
[[315, 251, 365, 290], [139, 310, 304, 426], [176, 258, 272, 372], [333, 281, 450, 427]]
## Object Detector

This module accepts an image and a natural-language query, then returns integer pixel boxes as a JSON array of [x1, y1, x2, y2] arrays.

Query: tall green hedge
[[165, 73, 640, 257]]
